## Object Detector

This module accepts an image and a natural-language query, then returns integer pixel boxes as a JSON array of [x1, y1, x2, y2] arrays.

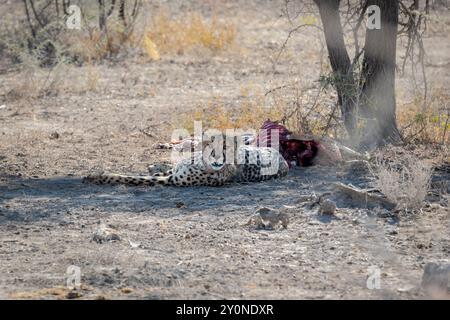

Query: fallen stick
[[333, 142, 370, 161], [333, 182, 396, 209]]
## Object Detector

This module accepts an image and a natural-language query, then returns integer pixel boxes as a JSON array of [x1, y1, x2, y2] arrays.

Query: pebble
[[320, 199, 337, 215], [92, 225, 121, 243]]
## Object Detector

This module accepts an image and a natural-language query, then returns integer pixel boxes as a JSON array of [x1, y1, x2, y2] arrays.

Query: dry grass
[[1, 2, 446, 151], [143, 11, 236, 58], [3, 58, 102, 102], [1, 8, 237, 101], [173, 87, 285, 133], [397, 87, 450, 145], [372, 152, 433, 211], [68, 22, 139, 63], [4, 59, 69, 101], [63, 10, 236, 62], [85, 63, 100, 92], [9, 287, 71, 299], [173, 82, 345, 139]]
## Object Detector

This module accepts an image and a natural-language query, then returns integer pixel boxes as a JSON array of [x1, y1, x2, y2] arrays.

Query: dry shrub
[[266, 80, 344, 139], [70, 23, 139, 63], [174, 87, 284, 133], [143, 11, 236, 58], [372, 152, 433, 211], [0, 15, 71, 99], [3, 51, 103, 101], [66, 10, 236, 62], [142, 35, 160, 60], [397, 87, 450, 145], [85, 63, 100, 92], [4, 56, 70, 101], [173, 82, 343, 140]]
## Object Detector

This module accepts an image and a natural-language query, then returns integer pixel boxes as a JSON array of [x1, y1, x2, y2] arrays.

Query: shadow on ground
[[0, 164, 384, 226]]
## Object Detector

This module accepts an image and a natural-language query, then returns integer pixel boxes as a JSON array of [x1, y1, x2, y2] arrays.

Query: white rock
[[320, 199, 337, 215]]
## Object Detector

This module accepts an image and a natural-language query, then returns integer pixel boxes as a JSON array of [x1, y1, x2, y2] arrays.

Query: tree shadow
[[0, 163, 393, 226], [0, 172, 318, 225]]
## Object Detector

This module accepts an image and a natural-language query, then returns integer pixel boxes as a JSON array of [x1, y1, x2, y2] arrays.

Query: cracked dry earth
[[0, 0, 449, 300]]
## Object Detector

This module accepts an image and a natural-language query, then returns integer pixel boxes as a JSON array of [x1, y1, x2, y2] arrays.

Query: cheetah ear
[[201, 132, 227, 150], [200, 133, 217, 149], [200, 137, 210, 150]]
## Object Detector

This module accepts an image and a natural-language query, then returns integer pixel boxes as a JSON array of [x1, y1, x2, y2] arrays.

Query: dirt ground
[[0, 0, 449, 299]]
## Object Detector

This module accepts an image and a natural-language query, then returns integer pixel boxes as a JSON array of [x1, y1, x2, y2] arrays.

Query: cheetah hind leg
[[148, 163, 173, 176], [152, 169, 173, 177]]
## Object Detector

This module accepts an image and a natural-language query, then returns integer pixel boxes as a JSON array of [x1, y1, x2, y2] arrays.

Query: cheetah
[[83, 135, 289, 187]]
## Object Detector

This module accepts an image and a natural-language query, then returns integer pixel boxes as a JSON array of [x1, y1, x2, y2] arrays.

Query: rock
[[397, 285, 415, 293], [120, 287, 133, 294], [345, 160, 370, 172], [246, 207, 289, 230], [421, 262, 450, 298], [49, 132, 60, 139], [92, 225, 120, 243], [175, 201, 185, 208], [333, 182, 396, 210], [320, 199, 336, 215], [66, 290, 82, 299], [128, 239, 141, 248], [155, 142, 172, 149]]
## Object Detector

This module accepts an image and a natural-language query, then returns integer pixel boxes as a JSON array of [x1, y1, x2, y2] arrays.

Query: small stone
[[120, 288, 133, 294], [320, 199, 337, 215], [128, 240, 141, 248], [92, 225, 120, 243], [246, 207, 289, 230], [397, 285, 415, 293], [66, 290, 82, 299], [49, 132, 60, 139], [175, 201, 185, 208]]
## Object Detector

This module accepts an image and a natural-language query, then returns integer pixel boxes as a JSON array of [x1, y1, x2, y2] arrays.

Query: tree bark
[[119, 0, 127, 26], [98, 0, 106, 30], [360, 0, 403, 147], [314, 0, 357, 139]]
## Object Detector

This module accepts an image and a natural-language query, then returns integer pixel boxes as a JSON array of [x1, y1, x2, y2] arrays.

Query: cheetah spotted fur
[[83, 143, 289, 187]]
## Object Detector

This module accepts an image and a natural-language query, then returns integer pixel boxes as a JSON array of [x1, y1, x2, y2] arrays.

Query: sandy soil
[[0, 0, 449, 299]]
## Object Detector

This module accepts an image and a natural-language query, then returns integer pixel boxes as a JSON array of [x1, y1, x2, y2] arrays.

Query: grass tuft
[[143, 11, 236, 58]]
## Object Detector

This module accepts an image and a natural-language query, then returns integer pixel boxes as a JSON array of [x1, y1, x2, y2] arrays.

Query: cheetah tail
[[82, 173, 171, 186]]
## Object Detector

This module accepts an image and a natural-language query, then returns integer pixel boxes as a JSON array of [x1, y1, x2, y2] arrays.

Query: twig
[[272, 23, 322, 70]]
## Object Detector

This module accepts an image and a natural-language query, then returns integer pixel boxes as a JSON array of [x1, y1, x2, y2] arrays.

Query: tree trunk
[[98, 0, 106, 30], [119, 0, 127, 26], [314, 0, 357, 139], [360, 0, 402, 147]]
